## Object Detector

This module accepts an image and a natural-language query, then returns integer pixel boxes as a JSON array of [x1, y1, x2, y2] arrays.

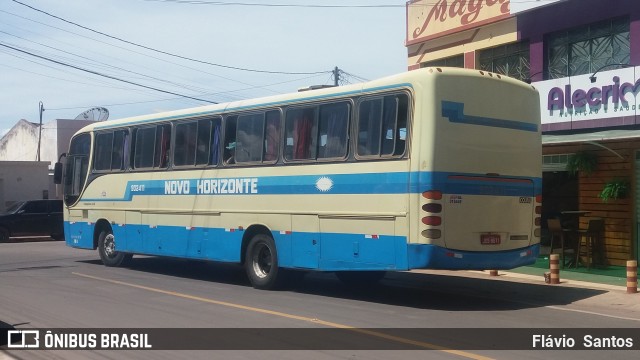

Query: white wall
[[0, 119, 94, 168], [0, 161, 50, 208]]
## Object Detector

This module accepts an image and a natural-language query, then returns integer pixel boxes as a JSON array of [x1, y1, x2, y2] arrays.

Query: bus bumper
[[408, 243, 540, 270]]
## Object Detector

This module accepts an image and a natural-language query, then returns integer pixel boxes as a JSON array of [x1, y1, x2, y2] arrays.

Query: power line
[[0, 28, 216, 95], [44, 72, 329, 111], [0, 42, 218, 104], [11, 0, 330, 76], [141, 0, 405, 7], [0, 9, 287, 95], [140, 0, 557, 7]]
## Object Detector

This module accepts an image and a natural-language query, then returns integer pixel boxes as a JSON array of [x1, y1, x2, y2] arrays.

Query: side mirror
[[53, 162, 63, 184]]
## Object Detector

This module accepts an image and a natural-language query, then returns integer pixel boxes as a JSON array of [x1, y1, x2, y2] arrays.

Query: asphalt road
[[1, 240, 639, 360]]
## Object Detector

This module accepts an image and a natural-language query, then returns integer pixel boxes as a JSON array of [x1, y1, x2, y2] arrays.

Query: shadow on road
[[78, 256, 608, 312], [0, 237, 62, 244]]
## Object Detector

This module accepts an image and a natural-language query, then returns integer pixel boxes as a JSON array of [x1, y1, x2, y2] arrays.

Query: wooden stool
[[576, 218, 604, 269]]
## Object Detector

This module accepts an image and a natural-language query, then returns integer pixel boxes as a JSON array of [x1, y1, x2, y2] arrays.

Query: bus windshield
[[63, 133, 91, 206]]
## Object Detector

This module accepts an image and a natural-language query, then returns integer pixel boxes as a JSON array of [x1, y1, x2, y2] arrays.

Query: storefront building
[[406, 0, 640, 266]]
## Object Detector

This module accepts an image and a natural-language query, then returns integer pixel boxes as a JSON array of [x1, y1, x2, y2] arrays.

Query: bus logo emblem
[[315, 177, 333, 192]]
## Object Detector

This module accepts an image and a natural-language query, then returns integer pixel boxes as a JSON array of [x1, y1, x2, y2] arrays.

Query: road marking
[[72, 272, 493, 359], [544, 305, 640, 322]]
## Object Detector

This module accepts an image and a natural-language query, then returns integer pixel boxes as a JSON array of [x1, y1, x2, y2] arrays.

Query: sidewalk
[[508, 263, 630, 289]]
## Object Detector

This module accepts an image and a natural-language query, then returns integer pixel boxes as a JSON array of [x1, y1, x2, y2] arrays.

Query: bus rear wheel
[[98, 229, 132, 267], [245, 233, 281, 290]]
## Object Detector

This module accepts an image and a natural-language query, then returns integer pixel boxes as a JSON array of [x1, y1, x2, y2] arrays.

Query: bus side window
[[154, 124, 171, 168], [263, 111, 280, 162], [394, 94, 409, 156], [285, 107, 317, 161], [210, 119, 221, 165], [236, 113, 265, 163], [133, 127, 156, 169], [318, 102, 349, 159], [94, 132, 114, 171], [111, 130, 127, 170], [381, 96, 398, 156], [174, 122, 197, 166], [224, 116, 237, 164], [357, 99, 382, 156], [195, 119, 212, 166], [357, 94, 408, 158]]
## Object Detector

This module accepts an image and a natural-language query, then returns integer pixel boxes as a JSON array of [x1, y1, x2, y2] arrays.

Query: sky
[[0, 0, 408, 134]]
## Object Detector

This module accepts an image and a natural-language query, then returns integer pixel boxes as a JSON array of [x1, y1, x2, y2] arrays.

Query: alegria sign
[[534, 67, 638, 127]]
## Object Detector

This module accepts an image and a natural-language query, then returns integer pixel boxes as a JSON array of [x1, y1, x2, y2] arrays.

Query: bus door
[[443, 175, 535, 252]]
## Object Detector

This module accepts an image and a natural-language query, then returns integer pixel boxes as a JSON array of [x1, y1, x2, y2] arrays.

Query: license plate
[[481, 234, 501, 245]]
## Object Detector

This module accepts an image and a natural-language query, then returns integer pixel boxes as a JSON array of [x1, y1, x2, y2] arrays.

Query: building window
[[546, 16, 630, 79], [422, 55, 464, 68], [478, 41, 530, 81]]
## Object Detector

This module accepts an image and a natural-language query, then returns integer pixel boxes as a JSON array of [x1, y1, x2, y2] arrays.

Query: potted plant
[[566, 151, 597, 176], [599, 179, 629, 202]]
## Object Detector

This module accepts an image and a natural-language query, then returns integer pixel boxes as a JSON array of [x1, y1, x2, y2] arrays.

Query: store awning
[[542, 129, 640, 145]]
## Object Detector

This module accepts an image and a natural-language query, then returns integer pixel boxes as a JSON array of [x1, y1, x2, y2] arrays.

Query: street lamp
[[589, 63, 634, 83]]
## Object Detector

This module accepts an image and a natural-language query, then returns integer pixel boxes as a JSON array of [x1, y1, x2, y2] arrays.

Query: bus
[[55, 67, 542, 290]]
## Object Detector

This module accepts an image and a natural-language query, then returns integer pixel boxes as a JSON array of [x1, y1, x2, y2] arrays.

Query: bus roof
[[72, 67, 535, 135]]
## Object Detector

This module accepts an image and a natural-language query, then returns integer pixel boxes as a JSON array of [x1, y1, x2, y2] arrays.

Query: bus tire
[[335, 271, 386, 286], [245, 233, 281, 290], [98, 229, 132, 267]]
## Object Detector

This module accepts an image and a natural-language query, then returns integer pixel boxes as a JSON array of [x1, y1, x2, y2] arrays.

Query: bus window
[[133, 127, 156, 169], [224, 116, 237, 164], [236, 113, 265, 163], [210, 120, 221, 165], [93, 132, 114, 171], [63, 133, 90, 205], [133, 124, 171, 169], [357, 94, 408, 158], [263, 111, 280, 162], [154, 124, 171, 168], [285, 107, 318, 161], [357, 99, 382, 156], [174, 119, 214, 167], [195, 119, 213, 166], [174, 121, 198, 166], [111, 130, 128, 170], [318, 102, 349, 159], [94, 130, 128, 171]]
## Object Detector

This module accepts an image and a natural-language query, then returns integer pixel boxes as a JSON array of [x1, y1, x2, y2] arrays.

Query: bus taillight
[[422, 216, 442, 226], [422, 190, 442, 200], [421, 229, 441, 239], [422, 203, 442, 213], [421, 189, 443, 239]]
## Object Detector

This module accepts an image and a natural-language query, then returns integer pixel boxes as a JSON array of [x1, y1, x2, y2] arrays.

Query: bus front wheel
[[98, 229, 132, 267], [245, 233, 281, 290]]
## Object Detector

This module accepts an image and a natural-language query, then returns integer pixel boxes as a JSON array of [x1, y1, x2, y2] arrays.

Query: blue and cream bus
[[55, 67, 542, 289]]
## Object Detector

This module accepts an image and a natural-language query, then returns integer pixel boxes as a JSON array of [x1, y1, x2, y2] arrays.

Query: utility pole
[[37, 101, 44, 161], [333, 66, 340, 86]]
